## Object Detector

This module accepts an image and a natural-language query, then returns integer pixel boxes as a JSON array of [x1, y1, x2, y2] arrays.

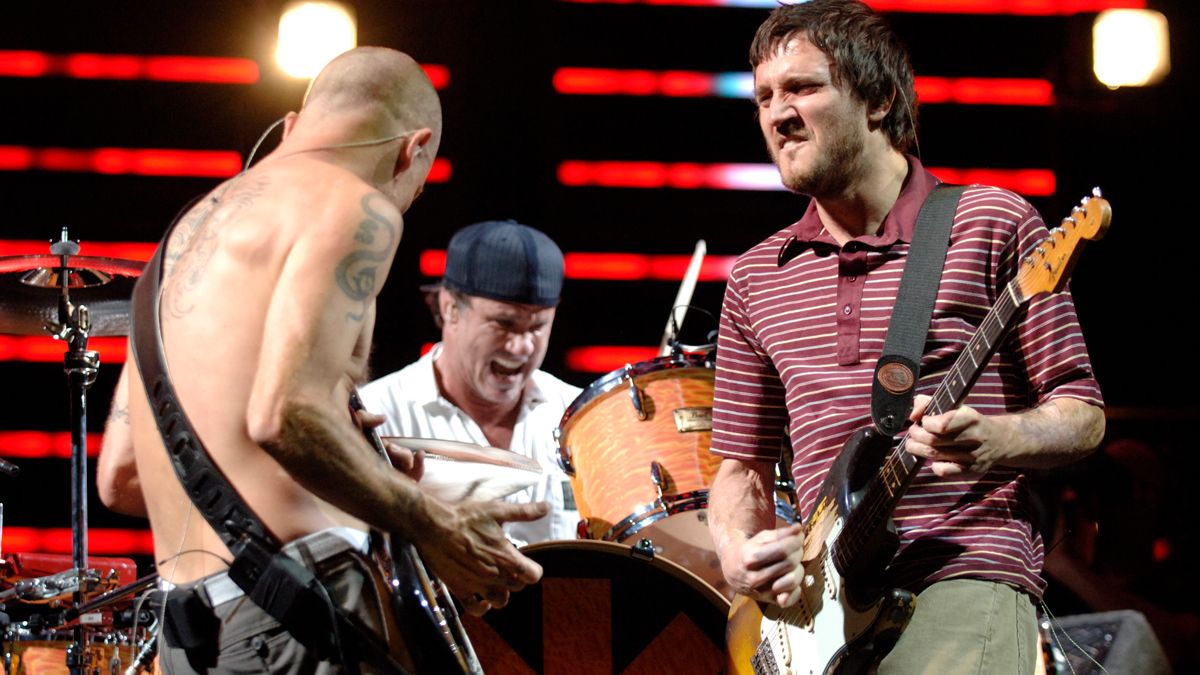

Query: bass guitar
[[350, 392, 484, 675], [725, 191, 1112, 675]]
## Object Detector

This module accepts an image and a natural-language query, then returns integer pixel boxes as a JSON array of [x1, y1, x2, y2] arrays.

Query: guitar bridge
[[751, 637, 781, 675]]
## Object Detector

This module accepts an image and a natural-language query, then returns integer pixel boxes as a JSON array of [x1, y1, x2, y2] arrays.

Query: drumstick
[[658, 239, 706, 356]]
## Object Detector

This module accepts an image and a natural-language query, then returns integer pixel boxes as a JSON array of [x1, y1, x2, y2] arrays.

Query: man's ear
[[438, 287, 458, 325], [393, 128, 434, 177], [867, 88, 895, 124], [281, 111, 300, 139]]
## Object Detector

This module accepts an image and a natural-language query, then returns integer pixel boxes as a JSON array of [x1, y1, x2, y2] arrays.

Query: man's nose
[[506, 331, 535, 358]]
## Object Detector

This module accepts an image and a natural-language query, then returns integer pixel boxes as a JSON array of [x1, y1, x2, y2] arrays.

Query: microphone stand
[[45, 228, 101, 675]]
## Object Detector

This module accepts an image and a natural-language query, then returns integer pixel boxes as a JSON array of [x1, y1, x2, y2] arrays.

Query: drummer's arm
[[97, 361, 148, 517]]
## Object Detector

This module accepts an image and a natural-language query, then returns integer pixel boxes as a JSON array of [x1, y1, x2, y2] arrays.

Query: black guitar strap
[[870, 184, 967, 436], [130, 222, 409, 675]]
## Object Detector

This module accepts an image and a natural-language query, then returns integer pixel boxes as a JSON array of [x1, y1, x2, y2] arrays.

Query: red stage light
[[556, 0, 1146, 13], [2, 527, 155, 556], [566, 346, 661, 373], [421, 250, 738, 281], [0, 431, 103, 459], [0, 336, 128, 364]]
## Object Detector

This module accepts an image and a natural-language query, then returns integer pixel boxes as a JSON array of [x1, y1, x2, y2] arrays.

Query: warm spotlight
[[276, 1, 356, 79], [1093, 9, 1170, 89]]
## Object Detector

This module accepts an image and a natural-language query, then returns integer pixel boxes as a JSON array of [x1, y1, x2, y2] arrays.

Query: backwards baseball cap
[[440, 220, 564, 307]]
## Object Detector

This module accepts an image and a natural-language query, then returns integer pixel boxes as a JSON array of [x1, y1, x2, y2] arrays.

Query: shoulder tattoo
[[164, 177, 270, 317], [335, 194, 398, 321]]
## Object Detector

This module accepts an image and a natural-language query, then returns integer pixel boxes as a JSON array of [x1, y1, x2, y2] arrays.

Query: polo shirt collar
[[785, 154, 939, 250]]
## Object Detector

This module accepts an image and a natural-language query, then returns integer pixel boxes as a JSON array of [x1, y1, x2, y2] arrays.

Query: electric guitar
[[351, 392, 484, 675], [725, 191, 1112, 675]]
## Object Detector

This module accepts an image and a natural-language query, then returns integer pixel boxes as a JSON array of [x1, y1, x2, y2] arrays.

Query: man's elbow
[[97, 468, 148, 517], [1079, 403, 1107, 454], [246, 391, 290, 450]]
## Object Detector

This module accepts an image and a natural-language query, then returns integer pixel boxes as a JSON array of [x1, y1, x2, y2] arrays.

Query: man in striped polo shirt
[[707, 1, 1105, 672]]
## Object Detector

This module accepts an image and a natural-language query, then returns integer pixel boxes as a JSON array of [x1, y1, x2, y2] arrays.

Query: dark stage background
[[1, 0, 1195, 669]]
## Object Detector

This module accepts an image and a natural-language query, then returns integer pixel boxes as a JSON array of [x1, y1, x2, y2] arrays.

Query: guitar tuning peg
[[1043, 262, 1053, 272], [1091, 186, 1103, 197], [1024, 257, 1036, 267], [1035, 246, 1047, 255], [1051, 227, 1066, 236]]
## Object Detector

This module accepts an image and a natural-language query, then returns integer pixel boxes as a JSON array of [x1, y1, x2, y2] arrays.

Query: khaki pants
[[878, 579, 1038, 675]]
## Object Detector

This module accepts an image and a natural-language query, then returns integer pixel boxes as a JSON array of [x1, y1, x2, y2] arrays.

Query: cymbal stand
[[44, 227, 101, 675]]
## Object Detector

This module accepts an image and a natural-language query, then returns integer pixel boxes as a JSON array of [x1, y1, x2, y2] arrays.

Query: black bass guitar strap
[[130, 220, 408, 675], [870, 184, 967, 436]]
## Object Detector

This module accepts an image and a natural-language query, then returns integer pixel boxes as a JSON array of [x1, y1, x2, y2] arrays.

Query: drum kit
[[463, 241, 800, 674], [0, 230, 155, 675]]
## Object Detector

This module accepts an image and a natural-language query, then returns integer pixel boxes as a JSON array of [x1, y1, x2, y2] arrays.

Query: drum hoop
[[556, 354, 713, 439], [601, 492, 798, 541], [517, 539, 730, 611]]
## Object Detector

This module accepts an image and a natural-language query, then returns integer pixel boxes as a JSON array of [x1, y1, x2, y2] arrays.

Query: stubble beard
[[774, 125, 866, 199]]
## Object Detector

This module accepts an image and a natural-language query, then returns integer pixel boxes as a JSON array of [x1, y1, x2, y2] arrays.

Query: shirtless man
[[97, 47, 545, 672]]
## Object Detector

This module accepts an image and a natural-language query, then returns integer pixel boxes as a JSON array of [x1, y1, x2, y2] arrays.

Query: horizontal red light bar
[[2, 527, 155, 556], [558, 161, 1056, 197], [566, 346, 661, 373], [0, 336, 128, 363], [0, 240, 156, 260], [0, 148, 451, 182], [0, 51, 452, 91], [0, 50, 259, 83], [420, 250, 737, 281], [554, 69, 1054, 106], [557, 0, 1145, 14], [0, 146, 241, 177], [929, 167, 1056, 196], [915, 76, 1054, 106], [0, 431, 103, 459]]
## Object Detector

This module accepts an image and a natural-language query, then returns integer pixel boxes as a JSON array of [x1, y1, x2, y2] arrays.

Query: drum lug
[[622, 364, 647, 420], [554, 428, 575, 476], [632, 538, 656, 560], [649, 461, 667, 508]]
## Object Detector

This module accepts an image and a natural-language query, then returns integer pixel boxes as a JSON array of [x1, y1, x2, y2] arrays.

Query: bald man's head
[[301, 47, 442, 150]]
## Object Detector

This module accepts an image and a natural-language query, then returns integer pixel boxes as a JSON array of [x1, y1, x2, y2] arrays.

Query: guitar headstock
[[1015, 189, 1111, 299]]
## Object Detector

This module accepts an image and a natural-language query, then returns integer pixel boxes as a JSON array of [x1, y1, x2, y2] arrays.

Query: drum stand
[[44, 231, 100, 675]]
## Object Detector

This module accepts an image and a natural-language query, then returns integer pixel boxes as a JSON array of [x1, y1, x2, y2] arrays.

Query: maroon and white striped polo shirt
[[711, 156, 1103, 596]]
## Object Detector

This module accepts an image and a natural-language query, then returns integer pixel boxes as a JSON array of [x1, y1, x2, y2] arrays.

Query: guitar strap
[[870, 184, 967, 436], [130, 220, 410, 675]]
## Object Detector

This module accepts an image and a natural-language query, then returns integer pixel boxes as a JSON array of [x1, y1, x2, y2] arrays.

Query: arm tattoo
[[335, 195, 397, 321], [110, 405, 130, 424]]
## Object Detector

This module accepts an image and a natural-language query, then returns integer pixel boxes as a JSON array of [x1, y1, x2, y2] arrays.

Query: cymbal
[[0, 255, 143, 337], [382, 436, 543, 502]]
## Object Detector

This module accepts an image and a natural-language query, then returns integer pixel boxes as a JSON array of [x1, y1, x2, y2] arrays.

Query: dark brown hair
[[750, 0, 918, 151]]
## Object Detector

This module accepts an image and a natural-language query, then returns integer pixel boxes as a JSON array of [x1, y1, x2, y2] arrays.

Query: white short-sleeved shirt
[[359, 345, 582, 545]]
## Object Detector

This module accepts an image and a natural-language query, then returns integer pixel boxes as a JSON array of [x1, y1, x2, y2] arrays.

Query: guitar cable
[[1037, 599, 1110, 675]]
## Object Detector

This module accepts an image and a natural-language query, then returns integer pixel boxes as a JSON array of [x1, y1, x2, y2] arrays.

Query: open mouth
[[490, 358, 524, 377]]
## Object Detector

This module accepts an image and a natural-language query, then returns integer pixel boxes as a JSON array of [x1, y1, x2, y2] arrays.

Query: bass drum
[[462, 540, 729, 675]]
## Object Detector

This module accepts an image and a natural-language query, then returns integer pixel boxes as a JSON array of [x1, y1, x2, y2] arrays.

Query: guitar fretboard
[[834, 279, 1026, 569]]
